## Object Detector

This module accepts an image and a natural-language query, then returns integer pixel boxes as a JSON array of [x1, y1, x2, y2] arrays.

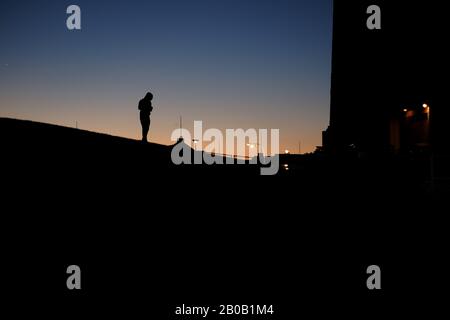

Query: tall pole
[[298, 140, 301, 154]]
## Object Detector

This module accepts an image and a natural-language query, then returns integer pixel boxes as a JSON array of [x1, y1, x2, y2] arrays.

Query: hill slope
[[0, 117, 260, 179]]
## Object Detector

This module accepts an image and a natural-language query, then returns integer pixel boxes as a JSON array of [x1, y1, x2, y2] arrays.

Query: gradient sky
[[0, 0, 332, 153]]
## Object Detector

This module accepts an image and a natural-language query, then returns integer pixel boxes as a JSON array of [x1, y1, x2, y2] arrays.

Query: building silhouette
[[323, 0, 447, 156]]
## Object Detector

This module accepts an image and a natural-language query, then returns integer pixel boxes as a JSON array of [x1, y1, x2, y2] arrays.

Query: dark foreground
[[1, 118, 448, 318]]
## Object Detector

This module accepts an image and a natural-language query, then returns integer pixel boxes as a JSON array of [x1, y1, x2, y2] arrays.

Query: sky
[[0, 0, 333, 154]]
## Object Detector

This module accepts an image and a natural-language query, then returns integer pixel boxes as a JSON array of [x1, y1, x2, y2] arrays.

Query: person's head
[[144, 92, 153, 101]]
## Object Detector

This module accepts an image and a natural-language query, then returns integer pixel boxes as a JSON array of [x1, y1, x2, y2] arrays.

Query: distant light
[[423, 103, 429, 109], [283, 164, 288, 168], [284, 149, 290, 154], [247, 144, 255, 149], [403, 108, 408, 112]]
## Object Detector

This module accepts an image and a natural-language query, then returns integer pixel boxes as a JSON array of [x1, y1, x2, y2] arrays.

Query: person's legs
[[141, 117, 150, 142]]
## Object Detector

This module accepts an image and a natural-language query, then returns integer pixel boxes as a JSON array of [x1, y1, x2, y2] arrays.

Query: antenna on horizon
[[178, 115, 183, 143]]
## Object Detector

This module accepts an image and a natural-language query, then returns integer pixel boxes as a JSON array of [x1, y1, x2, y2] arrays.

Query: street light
[[284, 149, 290, 154], [246, 143, 261, 155], [192, 139, 199, 151], [423, 103, 430, 120]]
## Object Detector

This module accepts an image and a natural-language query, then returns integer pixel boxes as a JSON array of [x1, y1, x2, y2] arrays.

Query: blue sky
[[0, 0, 333, 153]]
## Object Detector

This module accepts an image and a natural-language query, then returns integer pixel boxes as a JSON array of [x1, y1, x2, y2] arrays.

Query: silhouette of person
[[138, 92, 154, 142]]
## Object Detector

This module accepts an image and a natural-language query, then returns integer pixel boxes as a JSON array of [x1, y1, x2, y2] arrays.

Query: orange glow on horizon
[[0, 97, 325, 155]]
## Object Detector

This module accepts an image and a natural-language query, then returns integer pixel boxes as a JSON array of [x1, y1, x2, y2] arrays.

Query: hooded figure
[[138, 92, 154, 142]]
